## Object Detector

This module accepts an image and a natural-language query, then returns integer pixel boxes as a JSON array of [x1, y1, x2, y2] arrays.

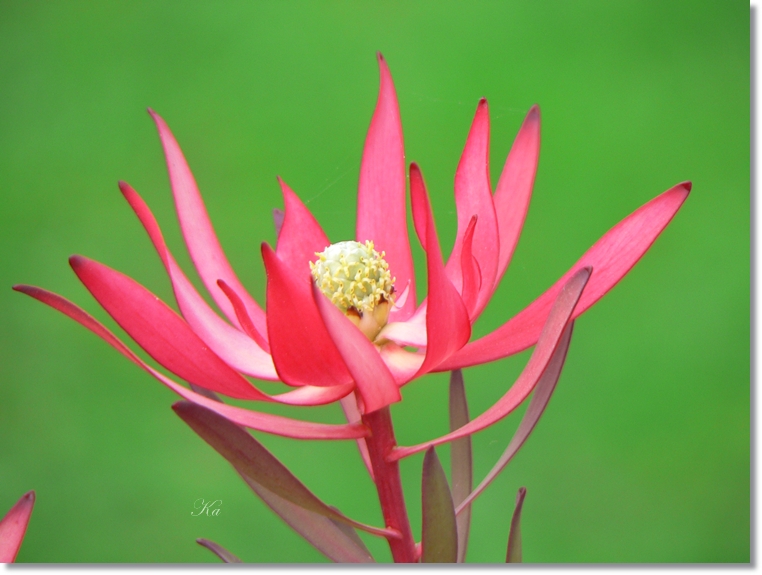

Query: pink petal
[[410, 166, 429, 252], [216, 279, 270, 353], [356, 54, 416, 320], [119, 182, 276, 378], [409, 163, 471, 378], [169, 381, 360, 435], [439, 182, 691, 370], [389, 267, 589, 461], [445, 99, 499, 316], [148, 109, 267, 335], [70, 256, 269, 400], [339, 393, 375, 481], [14, 285, 366, 437], [275, 177, 330, 268], [390, 281, 411, 312], [456, 322, 573, 513], [262, 244, 353, 387], [311, 282, 401, 413], [493, 105, 541, 287], [459, 216, 482, 318], [271, 383, 355, 406], [378, 305, 427, 348], [0, 491, 34, 563], [379, 343, 424, 386]]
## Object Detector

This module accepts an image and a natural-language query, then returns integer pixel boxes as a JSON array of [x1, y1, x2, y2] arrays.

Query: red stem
[[362, 406, 417, 563]]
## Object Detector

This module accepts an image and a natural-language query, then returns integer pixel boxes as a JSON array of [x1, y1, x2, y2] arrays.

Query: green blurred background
[[0, 0, 748, 563]]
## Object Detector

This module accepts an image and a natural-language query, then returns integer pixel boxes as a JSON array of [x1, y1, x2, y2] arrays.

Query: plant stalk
[[362, 406, 417, 563]]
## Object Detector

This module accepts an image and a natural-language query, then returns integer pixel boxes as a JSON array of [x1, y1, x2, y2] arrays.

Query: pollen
[[310, 240, 395, 316]]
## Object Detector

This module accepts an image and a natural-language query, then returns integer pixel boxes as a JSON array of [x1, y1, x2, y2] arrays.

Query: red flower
[[15, 54, 689, 443]]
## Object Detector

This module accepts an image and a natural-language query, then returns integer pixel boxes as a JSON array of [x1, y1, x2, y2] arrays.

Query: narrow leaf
[[173, 401, 396, 539], [327, 506, 373, 558], [449, 370, 472, 563], [238, 475, 374, 563], [421, 447, 458, 563], [456, 322, 573, 513], [390, 267, 589, 461], [196, 539, 242, 563], [189, 384, 221, 402], [506, 487, 526, 563]]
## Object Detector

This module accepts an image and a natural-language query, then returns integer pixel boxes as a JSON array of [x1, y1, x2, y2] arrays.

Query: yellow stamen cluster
[[310, 240, 395, 315]]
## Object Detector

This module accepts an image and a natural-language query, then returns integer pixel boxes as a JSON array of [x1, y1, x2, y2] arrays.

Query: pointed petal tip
[[664, 181, 692, 202], [68, 254, 85, 270], [527, 104, 540, 120], [276, 176, 295, 197], [146, 108, 164, 124], [147, 108, 168, 129], [376, 52, 393, 77], [171, 400, 188, 414], [478, 97, 488, 106]]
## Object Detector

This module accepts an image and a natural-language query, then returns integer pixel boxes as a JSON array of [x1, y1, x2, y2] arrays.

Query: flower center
[[310, 240, 395, 340]]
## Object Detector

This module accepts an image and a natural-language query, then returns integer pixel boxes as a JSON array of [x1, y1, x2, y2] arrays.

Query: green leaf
[[448, 369, 472, 563], [196, 538, 242, 563], [506, 487, 526, 563], [421, 447, 458, 563], [456, 322, 574, 513], [173, 401, 394, 540], [327, 506, 373, 558], [237, 474, 374, 562]]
